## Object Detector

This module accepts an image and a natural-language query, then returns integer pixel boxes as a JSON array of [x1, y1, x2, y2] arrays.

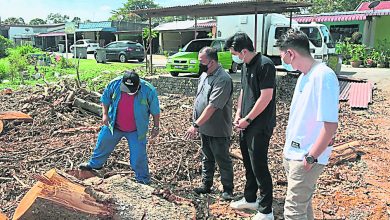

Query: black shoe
[[194, 185, 211, 195], [79, 162, 102, 171], [221, 191, 233, 201]]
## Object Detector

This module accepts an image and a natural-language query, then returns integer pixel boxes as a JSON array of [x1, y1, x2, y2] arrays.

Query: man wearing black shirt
[[226, 33, 276, 220]]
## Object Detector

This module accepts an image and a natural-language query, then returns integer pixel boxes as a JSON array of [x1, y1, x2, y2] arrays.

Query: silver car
[[70, 39, 99, 53]]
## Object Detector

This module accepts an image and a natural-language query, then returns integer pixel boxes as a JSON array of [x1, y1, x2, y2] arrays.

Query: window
[[274, 27, 290, 39], [76, 41, 84, 45], [329, 25, 359, 43], [106, 43, 117, 48], [212, 41, 222, 52], [183, 40, 212, 52], [300, 27, 322, 47]]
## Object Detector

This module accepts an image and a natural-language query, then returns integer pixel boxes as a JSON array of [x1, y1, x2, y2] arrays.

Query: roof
[[293, 10, 390, 23], [79, 21, 112, 29], [37, 32, 66, 37], [130, 0, 311, 17], [356, 1, 390, 11], [153, 19, 214, 31]]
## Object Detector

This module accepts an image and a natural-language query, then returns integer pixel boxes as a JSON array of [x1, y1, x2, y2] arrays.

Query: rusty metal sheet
[[0, 111, 33, 122]]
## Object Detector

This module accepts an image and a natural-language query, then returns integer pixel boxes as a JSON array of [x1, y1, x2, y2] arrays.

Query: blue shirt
[[100, 76, 160, 140]]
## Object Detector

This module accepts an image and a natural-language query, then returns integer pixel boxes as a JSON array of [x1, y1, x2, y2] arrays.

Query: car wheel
[[94, 54, 100, 63], [138, 58, 144, 62], [229, 62, 238, 74], [170, 72, 179, 77], [119, 54, 127, 63]]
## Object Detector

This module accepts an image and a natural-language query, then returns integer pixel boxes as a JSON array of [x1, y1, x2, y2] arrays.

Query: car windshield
[[300, 27, 322, 47], [182, 40, 212, 52]]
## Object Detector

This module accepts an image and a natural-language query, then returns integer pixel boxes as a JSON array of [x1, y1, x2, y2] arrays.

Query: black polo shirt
[[241, 53, 276, 132]]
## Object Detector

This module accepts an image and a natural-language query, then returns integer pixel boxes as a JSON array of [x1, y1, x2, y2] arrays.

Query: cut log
[[12, 169, 112, 220], [333, 141, 361, 152], [329, 147, 362, 166], [0, 211, 8, 220], [73, 97, 102, 116], [0, 120, 3, 134], [0, 111, 33, 122]]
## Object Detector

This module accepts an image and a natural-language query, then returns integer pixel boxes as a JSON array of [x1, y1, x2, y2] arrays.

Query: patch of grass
[[0, 57, 143, 91]]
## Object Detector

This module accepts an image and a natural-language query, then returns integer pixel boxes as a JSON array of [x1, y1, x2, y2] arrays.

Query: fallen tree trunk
[[13, 169, 112, 220], [329, 141, 362, 166], [73, 98, 102, 116]]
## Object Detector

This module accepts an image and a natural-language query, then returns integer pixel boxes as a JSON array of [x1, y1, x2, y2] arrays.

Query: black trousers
[[200, 134, 234, 193], [240, 127, 274, 214]]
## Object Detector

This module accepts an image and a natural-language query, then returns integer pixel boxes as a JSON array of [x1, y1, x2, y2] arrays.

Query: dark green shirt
[[194, 65, 233, 137], [241, 53, 276, 132]]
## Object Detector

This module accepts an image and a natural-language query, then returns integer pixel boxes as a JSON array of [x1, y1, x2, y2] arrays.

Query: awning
[[37, 32, 66, 37], [294, 14, 367, 23], [293, 10, 390, 23], [196, 21, 216, 28], [76, 27, 117, 32]]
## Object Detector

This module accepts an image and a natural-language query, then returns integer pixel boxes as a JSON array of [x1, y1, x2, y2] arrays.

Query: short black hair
[[276, 29, 311, 56], [225, 32, 254, 52], [200, 47, 218, 62]]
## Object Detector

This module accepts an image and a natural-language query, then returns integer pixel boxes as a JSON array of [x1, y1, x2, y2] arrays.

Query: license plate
[[136, 49, 140, 51], [174, 66, 183, 69]]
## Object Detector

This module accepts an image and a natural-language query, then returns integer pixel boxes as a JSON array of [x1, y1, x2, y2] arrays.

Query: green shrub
[[8, 52, 28, 82], [0, 59, 10, 82], [0, 36, 13, 58], [7, 45, 42, 57]]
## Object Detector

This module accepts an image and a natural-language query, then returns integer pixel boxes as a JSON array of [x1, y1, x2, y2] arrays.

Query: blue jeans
[[88, 126, 150, 184]]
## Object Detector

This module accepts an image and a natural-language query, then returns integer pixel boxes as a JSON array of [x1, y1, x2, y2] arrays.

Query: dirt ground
[[1, 65, 390, 219]]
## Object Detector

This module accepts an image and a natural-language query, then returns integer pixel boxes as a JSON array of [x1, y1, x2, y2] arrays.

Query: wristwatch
[[245, 117, 252, 124], [304, 154, 318, 164], [193, 122, 199, 128]]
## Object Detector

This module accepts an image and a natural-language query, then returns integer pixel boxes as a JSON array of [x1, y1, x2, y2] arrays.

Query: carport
[[130, 0, 311, 74]]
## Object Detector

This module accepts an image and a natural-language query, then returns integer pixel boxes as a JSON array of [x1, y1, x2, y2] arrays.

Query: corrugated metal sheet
[[293, 10, 390, 23], [347, 82, 373, 109], [339, 80, 351, 101], [196, 21, 216, 28], [356, 1, 390, 11]]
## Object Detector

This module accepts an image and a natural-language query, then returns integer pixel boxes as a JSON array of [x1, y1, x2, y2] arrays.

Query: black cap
[[121, 71, 140, 94]]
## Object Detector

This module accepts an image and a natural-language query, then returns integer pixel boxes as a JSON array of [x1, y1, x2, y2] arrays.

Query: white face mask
[[232, 54, 244, 64]]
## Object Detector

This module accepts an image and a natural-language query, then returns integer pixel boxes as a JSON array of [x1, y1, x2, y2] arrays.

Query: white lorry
[[216, 13, 336, 65]]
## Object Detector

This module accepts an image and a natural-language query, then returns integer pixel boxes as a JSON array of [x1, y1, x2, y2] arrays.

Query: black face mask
[[199, 61, 210, 73]]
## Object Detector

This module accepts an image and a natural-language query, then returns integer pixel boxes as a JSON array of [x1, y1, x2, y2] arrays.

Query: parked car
[[166, 38, 238, 77], [95, 41, 145, 63], [70, 39, 99, 53]]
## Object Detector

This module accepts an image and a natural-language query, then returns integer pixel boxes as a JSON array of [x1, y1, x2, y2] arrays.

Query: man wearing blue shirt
[[79, 71, 160, 184]]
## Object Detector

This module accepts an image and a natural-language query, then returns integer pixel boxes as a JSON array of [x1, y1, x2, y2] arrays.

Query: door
[[105, 43, 117, 60], [212, 40, 232, 70]]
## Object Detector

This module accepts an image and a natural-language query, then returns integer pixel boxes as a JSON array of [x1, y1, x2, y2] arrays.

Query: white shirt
[[284, 62, 339, 165]]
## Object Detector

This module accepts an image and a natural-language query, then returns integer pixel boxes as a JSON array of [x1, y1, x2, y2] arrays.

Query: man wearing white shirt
[[276, 30, 339, 220]]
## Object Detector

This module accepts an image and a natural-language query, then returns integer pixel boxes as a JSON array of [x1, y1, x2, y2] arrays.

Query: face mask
[[199, 61, 210, 73], [282, 60, 295, 72], [232, 55, 244, 64], [281, 51, 296, 72]]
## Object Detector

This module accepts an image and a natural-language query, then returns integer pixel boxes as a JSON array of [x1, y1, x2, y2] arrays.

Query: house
[[293, 1, 390, 48], [153, 19, 216, 53]]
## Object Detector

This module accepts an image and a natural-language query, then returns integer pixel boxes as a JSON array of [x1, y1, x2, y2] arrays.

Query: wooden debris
[[329, 141, 362, 166], [0, 211, 8, 220], [0, 120, 3, 134], [12, 169, 112, 220], [73, 98, 102, 116], [0, 111, 33, 122], [230, 148, 243, 160]]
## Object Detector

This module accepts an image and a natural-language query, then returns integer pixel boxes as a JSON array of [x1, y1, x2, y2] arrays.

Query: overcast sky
[[0, 0, 233, 23]]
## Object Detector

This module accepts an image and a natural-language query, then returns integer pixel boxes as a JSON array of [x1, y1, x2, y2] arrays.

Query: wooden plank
[[0, 111, 33, 122]]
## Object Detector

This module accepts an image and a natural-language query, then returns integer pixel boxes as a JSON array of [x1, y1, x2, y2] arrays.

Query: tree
[[110, 0, 159, 22], [201, 0, 213, 4], [47, 13, 69, 24], [142, 27, 158, 74], [4, 17, 25, 25], [72, 17, 81, 24], [303, 0, 362, 14], [29, 18, 46, 25], [0, 35, 13, 58]]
